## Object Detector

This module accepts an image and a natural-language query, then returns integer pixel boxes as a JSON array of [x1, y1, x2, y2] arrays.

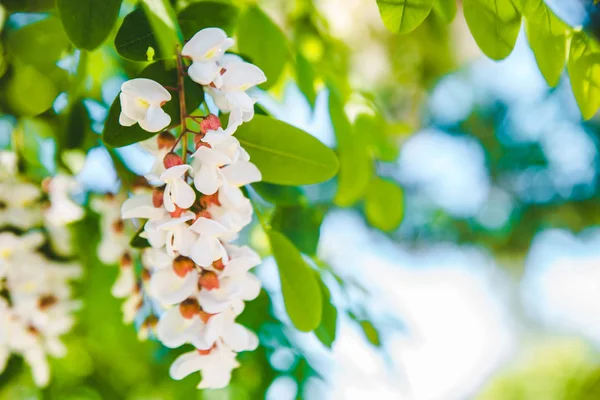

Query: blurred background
[[2, 0, 600, 399]]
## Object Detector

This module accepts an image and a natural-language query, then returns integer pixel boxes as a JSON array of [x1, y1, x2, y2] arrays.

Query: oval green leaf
[[102, 61, 204, 147], [314, 277, 338, 348], [330, 93, 373, 207], [268, 230, 322, 332], [237, 6, 288, 89], [463, 0, 521, 60], [522, 0, 568, 87], [115, 8, 162, 61], [569, 53, 600, 120], [178, 1, 239, 39], [57, 0, 122, 50], [433, 0, 456, 23], [376, 0, 434, 34], [364, 178, 404, 232], [234, 115, 339, 185]]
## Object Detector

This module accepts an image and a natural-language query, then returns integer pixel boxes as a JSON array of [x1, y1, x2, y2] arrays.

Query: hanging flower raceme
[[0, 151, 82, 387], [116, 26, 267, 390]]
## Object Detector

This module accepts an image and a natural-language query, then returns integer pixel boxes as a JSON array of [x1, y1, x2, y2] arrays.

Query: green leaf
[[522, 0, 568, 87], [141, 0, 182, 59], [314, 277, 337, 348], [5, 17, 70, 73], [359, 320, 381, 347], [463, 0, 521, 60], [569, 53, 600, 120], [330, 92, 373, 207], [271, 205, 325, 256], [433, 0, 456, 22], [56, 0, 122, 50], [268, 230, 322, 332], [364, 178, 404, 232], [237, 6, 288, 89], [296, 50, 317, 108], [233, 115, 339, 185], [178, 1, 239, 39], [102, 61, 204, 147], [3, 61, 58, 117], [252, 182, 306, 206], [64, 100, 94, 150], [376, 0, 434, 34], [115, 9, 162, 61], [1, 0, 54, 12], [130, 226, 150, 248]]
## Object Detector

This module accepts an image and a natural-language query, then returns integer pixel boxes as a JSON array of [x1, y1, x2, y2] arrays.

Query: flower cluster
[[0, 151, 82, 387], [116, 27, 266, 389]]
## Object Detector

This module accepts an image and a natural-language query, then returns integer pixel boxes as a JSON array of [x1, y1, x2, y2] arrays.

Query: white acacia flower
[[143, 212, 197, 256], [160, 165, 196, 212], [202, 308, 258, 352], [197, 272, 261, 314], [182, 28, 235, 86], [122, 290, 143, 324], [156, 306, 207, 349], [148, 267, 198, 306], [111, 266, 136, 298], [44, 175, 84, 226], [190, 129, 250, 195], [207, 61, 266, 129], [119, 78, 172, 132], [169, 344, 239, 389], [121, 193, 168, 220], [0, 181, 42, 229], [188, 217, 230, 267]]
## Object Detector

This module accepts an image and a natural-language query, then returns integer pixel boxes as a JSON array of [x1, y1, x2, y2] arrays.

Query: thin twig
[[176, 49, 189, 163]]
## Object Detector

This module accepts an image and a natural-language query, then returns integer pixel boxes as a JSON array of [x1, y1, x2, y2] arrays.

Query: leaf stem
[[176, 49, 189, 163]]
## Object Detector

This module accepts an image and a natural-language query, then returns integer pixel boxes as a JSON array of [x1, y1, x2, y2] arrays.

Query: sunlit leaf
[[57, 0, 122, 50], [3, 61, 58, 117], [364, 178, 404, 232], [359, 320, 381, 347], [522, 0, 568, 87], [271, 204, 325, 256], [296, 50, 317, 108], [252, 182, 306, 206], [140, 0, 182, 60], [330, 92, 373, 207], [178, 1, 239, 39], [376, 0, 434, 34], [237, 6, 288, 89], [314, 277, 337, 349], [569, 53, 600, 120], [102, 61, 204, 147], [115, 8, 162, 61], [234, 115, 339, 185], [433, 0, 456, 23], [463, 0, 521, 60], [268, 230, 322, 332]]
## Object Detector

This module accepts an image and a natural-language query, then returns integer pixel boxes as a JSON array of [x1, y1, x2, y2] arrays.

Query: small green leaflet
[[314, 276, 338, 348], [271, 204, 325, 256], [364, 178, 405, 232], [57, 0, 122, 50], [330, 92, 373, 207], [102, 61, 204, 147], [234, 115, 339, 186], [296, 50, 317, 108], [268, 231, 322, 332], [115, 9, 162, 61], [376, 0, 434, 34], [433, 0, 456, 23], [522, 0, 568, 87], [569, 53, 600, 120], [178, 1, 239, 39], [463, 0, 521, 60], [237, 6, 288, 89]]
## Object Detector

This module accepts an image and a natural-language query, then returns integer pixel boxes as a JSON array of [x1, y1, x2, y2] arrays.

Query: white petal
[[188, 61, 221, 85], [121, 194, 165, 219], [111, 267, 136, 298], [240, 274, 261, 301], [193, 164, 222, 195], [149, 268, 198, 305], [190, 235, 222, 267], [24, 347, 49, 387], [221, 62, 266, 91], [221, 161, 261, 186], [192, 146, 231, 166], [121, 78, 171, 104], [163, 183, 175, 212], [157, 308, 203, 348], [182, 28, 234, 61], [189, 217, 229, 236], [169, 351, 207, 380], [120, 91, 147, 122], [119, 112, 137, 126], [223, 323, 259, 352], [171, 179, 196, 209], [160, 164, 192, 181], [139, 105, 171, 132]]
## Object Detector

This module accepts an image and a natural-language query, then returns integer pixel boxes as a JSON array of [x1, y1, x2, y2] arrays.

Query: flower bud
[[120, 252, 133, 267], [198, 309, 213, 323], [157, 131, 176, 149], [194, 138, 212, 150], [152, 188, 164, 207], [173, 255, 195, 277], [170, 206, 186, 218], [200, 114, 221, 134], [197, 347, 213, 355], [195, 209, 212, 221], [200, 193, 220, 208], [163, 152, 183, 169], [112, 220, 125, 234], [38, 294, 58, 310], [179, 298, 201, 319], [198, 270, 219, 291], [212, 258, 225, 271]]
